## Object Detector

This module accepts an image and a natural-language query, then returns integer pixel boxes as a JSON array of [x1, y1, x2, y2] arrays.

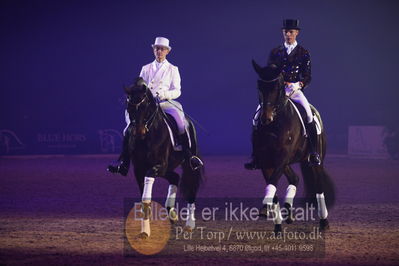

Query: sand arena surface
[[0, 155, 398, 265]]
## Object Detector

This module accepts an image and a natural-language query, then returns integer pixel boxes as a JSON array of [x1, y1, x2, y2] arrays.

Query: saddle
[[288, 99, 322, 136]]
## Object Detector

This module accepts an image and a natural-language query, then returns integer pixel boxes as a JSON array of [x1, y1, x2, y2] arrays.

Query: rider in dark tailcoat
[[245, 19, 321, 169]]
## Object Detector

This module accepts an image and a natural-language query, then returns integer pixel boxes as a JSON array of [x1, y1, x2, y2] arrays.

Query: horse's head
[[252, 60, 286, 125], [124, 77, 157, 138]]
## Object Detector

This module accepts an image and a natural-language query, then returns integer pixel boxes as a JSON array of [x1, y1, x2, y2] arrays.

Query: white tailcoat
[[124, 60, 186, 135], [139, 60, 181, 100]]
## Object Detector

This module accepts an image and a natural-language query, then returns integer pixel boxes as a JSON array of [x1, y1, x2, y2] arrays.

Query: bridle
[[126, 91, 160, 133], [256, 75, 287, 124]]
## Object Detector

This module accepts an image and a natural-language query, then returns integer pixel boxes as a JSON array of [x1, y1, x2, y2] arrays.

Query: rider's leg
[[160, 101, 203, 170], [107, 110, 131, 176], [290, 90, 321, 165], [245, 104, 261, 170]]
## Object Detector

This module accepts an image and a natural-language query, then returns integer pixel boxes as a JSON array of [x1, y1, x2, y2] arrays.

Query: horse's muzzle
[[132, 126, 148, 139], [261, 110, 274, 125]]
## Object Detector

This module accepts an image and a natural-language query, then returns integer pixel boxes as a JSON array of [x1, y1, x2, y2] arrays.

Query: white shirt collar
[[284, 41, 297, 55], [154, 59, 168, 69]]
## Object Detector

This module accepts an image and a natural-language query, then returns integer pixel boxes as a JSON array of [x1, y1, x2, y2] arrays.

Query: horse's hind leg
[[283, 165, 299, 224], [300, 162, 330, 231], [314, 166, 330, 231], [180, 160, 201, 232], [164, 171, 179, 223]]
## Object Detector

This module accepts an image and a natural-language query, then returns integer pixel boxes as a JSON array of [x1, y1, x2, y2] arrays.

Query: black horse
[[124, 77, 203, 238], [251, 61, 335, 232]]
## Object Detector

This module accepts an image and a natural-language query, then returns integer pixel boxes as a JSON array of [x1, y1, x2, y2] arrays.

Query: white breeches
[[160, 100, 187, 134], [124, 100, 187, 135], [289, 90, 313, 123], [252, 89, 313, 126]]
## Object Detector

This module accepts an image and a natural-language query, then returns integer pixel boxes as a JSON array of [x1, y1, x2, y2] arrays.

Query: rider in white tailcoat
[[108, 37, 203, 176]]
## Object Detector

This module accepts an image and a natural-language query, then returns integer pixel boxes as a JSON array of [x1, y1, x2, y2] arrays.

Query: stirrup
[[189, 155, 203, 170], [107, 162, 129, 176], [244, 161, 259, 170], [308, 153, 321, 166]]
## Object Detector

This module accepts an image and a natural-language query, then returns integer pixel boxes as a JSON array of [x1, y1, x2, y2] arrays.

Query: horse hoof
[[283, 203, 295, 224], [167, 207, 179, 224], [285, 217, 294, 224], [274, 224, 282, 235], [319, 219, 329, 231], [136, 232, 149, 240], [184, 226, 194, 232], [259, 204, 269, 218]]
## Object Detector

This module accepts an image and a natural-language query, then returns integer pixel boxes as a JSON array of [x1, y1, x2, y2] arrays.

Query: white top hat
[[151, 37, 171, 50]]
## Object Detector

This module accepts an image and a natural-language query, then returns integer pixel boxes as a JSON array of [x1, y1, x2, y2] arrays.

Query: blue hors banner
[[0, 129, 123, 155]]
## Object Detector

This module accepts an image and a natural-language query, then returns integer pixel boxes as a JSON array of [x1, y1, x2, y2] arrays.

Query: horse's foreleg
[[139, 176, 155, 238], [139, 165, 163, 238], [261, 167, 285, 233], [283, 165, 299, 224], [272, 197, 283, 234]]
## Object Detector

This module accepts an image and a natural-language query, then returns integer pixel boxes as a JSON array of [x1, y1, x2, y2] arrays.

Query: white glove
[[157, 91, 171, 101], [285, 82, 301, 96], [292, 82, 301, 91]]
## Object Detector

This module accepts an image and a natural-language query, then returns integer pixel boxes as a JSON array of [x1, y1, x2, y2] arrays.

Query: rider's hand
[[285, 83, 295, 95], [285, 82, 301, 96], [157, 91, 171, 101], [291, 82, 301, 91]]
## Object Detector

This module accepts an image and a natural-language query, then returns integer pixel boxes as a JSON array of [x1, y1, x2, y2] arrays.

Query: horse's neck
[[146, 108, 167, 138]]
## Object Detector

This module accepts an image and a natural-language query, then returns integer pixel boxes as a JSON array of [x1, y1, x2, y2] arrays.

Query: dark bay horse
[[125, 77, 203, 238], [251, 61, 335, 232]]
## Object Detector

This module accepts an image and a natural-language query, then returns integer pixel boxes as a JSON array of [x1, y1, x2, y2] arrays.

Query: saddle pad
[[289, 99, 322, 136], [162, 116, 192, 152]]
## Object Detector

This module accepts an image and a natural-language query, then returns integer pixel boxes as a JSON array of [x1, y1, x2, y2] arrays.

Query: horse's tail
[[300, 163, 336, 209], [180, 120, 204, 203]]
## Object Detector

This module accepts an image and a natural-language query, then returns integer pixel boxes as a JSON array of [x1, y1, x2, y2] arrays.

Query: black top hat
[[282, 19, 300, 30]]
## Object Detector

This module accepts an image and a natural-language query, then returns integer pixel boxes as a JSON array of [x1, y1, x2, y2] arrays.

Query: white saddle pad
[[289, 100, 322, 136]]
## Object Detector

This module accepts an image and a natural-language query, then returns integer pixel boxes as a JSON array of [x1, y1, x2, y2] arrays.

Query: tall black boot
[[179, 132, 203, 170], [107, 130, 130, 176], [244, 127, 260, 170], [305, 120, 321, 166]]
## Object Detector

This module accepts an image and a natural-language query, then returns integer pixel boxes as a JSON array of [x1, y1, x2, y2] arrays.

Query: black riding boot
[[179, 132, 203, 170], [305, 120, 321, 166], [244, 127, 260, 170], [107, 131, 130, 176]]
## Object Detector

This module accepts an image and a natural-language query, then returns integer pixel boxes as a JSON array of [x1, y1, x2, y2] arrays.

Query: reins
[[127, 93, 160, 133]]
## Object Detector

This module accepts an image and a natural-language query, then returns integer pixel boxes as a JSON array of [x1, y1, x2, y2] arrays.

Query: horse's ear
[[123, 84, 130, 94], [267, 64, 281, 80], [252, 59, 263, 77]]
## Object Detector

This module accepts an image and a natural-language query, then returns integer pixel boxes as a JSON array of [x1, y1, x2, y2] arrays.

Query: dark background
[[1, 0, 398, 155]]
